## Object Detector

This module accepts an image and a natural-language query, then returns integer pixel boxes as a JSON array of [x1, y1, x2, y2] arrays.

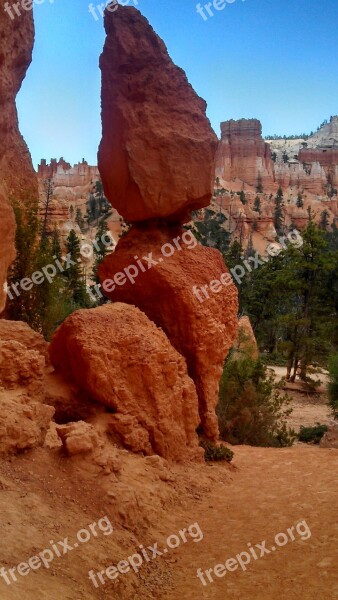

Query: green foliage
[[328, 354, 338, 418], [194, 208, 230, 254], [239, 190, 247, 205], [256, 174, 263, 193], [253, 196, 261, 213], [298, 424, 328, 444], [75, 207, 85, 232], [64, 229, 92, 308], [92, 218, 113, 286], [7, 202, 75, 339], [200, 440, 234, 462], [319, 210, 330, 231], [86, 180, 110, 226], [274, 187, 285, 234], [217, 356, 295, 447], [296, 193, 304, 208]]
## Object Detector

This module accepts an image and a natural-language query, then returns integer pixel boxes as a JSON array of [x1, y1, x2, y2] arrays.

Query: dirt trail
[[0, 445, 337, 600], [165, 445, 338, 600]]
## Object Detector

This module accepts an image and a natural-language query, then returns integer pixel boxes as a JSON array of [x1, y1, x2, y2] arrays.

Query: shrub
[[328, 354, 338, 419], [217, 357, 295, 447], [298, 424, 328, 444], [200, 440, 234, 463]]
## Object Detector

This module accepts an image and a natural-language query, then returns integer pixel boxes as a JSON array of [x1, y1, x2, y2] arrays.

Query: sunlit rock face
[[98, 6, 218, 223]]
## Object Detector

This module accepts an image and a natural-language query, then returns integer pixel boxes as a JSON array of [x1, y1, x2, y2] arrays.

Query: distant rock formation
[[37, 158, 100, 230], [216, 119, 274, 190], [0, 4, 38, 310], [216, 116, 338, 197], [213, 117, 338, 251]]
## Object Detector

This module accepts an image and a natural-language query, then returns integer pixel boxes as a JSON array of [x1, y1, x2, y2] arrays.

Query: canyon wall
[[216, 116, 338, 198], [215, 119, 274, 189], [0, 2, 38, 311]]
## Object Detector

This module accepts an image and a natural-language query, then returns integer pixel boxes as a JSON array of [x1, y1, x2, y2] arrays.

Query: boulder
[[0, 393, 54, 456], [98, 6, 217, 223], [49, 303, 202, 461], [98, 226, 238, 440], [320, 423, 338, 449], [0, 320, 49, 361]]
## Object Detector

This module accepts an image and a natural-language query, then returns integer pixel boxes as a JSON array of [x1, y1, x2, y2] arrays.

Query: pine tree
[[92, 219, 112, 285], [239, 190, 247, 205], [296, 193, 304, 208], [194, 208, 230, 255], [253, 196, 261, 213], [319, 210, 329, 231], [75, 207, 85, 232], [256, 174, 263, 193], [274, 187, 285, 234], [64, 229, 91, 307]]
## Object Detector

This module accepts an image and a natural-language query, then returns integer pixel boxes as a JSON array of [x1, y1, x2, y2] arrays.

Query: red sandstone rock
[[98, 227, 238, 439], [0, 393, 54, 456], [0, 319, 49, 362], [0, 5, 38, 310], [49, 303, 202, 461], [215, 119, 275, 190], [98, 7, 217, 223]]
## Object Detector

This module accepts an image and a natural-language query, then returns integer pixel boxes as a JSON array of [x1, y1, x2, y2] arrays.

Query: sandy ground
[[0, 365, 336, 600], [0, 441, 337, 600]]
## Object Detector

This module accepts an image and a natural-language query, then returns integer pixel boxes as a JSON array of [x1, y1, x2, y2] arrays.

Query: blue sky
[[17, 0, 338, 168]]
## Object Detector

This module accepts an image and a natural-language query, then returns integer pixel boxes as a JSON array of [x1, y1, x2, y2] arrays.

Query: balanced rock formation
[[99, 226, 238, 439], [96, 6, 238, 446], [0, 3, 38, 310], [98, 7, 218, 222], [49, 304, 202, 461]]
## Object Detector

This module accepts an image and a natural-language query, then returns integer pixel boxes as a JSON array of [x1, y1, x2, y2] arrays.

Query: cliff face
[[216, 116, 338, 198], [0, 3, 38, 310], [215, 119, 275, 189]]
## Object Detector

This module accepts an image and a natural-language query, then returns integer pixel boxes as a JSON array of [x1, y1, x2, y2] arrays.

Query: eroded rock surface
[[49, 303, 202, 461], [99, 226, 238, 439], [98, 7, 217, 222], [0, 4, 38, 310]]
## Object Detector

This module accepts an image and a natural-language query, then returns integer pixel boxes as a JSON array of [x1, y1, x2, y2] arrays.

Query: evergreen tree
[[239, 190, 247, 205], [75, 207, 85, 232], [296, 193, 304, 208], [51, 226, 62, 261], [274, 187, 285, 234], [256, 174, 263, 193], [319, 210, 329, 231], [194, 208, 230, 255], [253, 196, 261, 213], [92, 219, 112, 285], [64, 230, 91, 308]]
